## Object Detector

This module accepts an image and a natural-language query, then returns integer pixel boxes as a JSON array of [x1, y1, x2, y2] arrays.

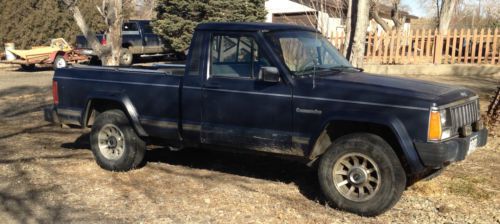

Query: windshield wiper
[[295, 66, 331, 76], [326, 65, 364, 72]]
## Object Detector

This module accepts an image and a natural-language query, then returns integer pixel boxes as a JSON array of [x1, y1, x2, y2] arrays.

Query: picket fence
[[329, 28, 500, 65]]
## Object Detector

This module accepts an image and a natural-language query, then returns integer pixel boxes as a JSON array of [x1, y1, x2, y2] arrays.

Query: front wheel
[[318, 133, 406, 216], [119, 48, 133, 66], [90, 110, 145, 171]]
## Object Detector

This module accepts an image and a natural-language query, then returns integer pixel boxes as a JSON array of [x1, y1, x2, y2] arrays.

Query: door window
[[210, 34, 270, 79]]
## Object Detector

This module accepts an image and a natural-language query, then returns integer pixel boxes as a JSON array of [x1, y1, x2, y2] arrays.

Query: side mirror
[[258, 66, 280, 83]]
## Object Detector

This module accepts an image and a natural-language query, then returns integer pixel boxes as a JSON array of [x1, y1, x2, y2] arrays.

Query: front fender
[[83, 91, 148, 137], [310, 111, 424, 173]]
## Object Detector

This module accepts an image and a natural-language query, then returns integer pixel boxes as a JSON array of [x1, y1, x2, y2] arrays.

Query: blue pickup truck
[[76, 20, 173, 66], [45, 22, 488, 216]]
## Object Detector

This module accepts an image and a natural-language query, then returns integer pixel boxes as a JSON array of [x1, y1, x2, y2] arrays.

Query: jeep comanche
[[44, 22, 488, 216]]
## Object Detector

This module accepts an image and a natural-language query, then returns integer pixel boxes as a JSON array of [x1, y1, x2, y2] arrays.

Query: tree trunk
[[66, 4, 110, 60], [343, 0, 353, 57], [350, 0, 370, 67], [63, 0, 123, 66], [105, 0, 123, 66], [438, 0, 457, 35], [391, 0, 403, 31], [370, 1, 390, 32]]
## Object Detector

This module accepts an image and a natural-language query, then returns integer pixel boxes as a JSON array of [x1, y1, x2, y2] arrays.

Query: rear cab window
[[122, 22, 140, 35]]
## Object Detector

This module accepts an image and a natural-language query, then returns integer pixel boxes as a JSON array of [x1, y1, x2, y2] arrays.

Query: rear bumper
[[414, 128, 488, 168], [76, 49, 96, 56], [43, 106, 60, 124]]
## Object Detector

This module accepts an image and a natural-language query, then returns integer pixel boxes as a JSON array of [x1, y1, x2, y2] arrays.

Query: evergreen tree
[[153, 0, 266, 52], [0, 0, 118, 50]]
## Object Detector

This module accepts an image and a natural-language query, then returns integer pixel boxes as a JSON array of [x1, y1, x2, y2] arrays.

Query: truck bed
[[54, 64, 185, 140]]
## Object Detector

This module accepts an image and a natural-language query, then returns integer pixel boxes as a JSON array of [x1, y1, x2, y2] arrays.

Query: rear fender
[[83, 92, 148, 137]]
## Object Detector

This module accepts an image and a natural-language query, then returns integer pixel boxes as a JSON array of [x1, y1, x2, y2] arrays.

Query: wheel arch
[[82, 92, 148, 137], [49, 51, 68, 62], [308, 113, 424, 175], [122, 42, 133, 49]]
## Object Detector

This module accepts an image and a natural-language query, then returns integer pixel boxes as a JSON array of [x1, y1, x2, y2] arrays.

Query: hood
[[296, 72, 475, 108]]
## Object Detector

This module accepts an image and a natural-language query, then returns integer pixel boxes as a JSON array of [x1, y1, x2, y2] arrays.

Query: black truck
[[46, 22, 488, 216], [76, 20, 172, 66]]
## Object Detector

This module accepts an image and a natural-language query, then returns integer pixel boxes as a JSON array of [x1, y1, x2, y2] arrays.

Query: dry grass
[[0, 67, 499, 223]]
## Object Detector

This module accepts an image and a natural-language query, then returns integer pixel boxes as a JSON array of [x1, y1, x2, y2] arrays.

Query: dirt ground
[[0, 65, 499, 224]]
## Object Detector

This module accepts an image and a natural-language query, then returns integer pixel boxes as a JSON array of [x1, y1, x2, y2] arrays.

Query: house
[[265, 0, 417, 37]]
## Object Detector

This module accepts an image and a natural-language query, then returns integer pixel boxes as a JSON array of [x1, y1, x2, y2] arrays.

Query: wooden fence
[[329, 28, 500, 65]]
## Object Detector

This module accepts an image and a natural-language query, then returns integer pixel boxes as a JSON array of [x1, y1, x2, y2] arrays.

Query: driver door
[[201, 32, 294, 154]]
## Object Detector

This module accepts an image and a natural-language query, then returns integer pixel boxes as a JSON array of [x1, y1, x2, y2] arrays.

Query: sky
[[402, 0, 427, 17]]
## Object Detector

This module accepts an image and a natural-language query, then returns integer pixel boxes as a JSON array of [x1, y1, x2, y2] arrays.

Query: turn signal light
[[428, 111, 442, 141]]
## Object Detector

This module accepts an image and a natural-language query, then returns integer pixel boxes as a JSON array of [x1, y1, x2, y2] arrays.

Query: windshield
[[264, 31, 353, 76]]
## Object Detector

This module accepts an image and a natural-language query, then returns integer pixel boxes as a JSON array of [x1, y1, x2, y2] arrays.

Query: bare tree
[[62, 0, 124, 66], [369, 0, 406, 32], [418, 0, 460, 33], [350, 0, 370, 67], [370, 0, 391, 32], [129, 0, 156, 19], [343, 0, 353, 56], [437, 0, 458, 34]]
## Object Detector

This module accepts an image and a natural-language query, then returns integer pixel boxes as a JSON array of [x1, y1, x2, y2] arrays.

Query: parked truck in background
[[46, 22, 488, 216], [76, 20, 177, 66]]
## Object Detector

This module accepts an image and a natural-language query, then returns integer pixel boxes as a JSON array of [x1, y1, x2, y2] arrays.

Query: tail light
[[101, 35, 107, 46], [52, 80, 59, 105]]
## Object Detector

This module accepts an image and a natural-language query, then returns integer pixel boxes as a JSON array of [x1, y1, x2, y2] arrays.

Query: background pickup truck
[[76, 20, 175, 66], [46, 22, 488, 216]]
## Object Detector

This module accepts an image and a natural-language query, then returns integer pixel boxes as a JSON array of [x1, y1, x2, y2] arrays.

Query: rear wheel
[[90, 110, 145, 171], [318, 133, 406, 216]]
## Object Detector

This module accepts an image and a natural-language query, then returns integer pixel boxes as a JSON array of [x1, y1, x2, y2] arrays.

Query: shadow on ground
[[59, 132, 326, 205]]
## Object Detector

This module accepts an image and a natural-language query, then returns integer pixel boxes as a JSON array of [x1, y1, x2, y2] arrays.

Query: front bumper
[[414, 128, 488, 168], [43, 106, 60, 124]]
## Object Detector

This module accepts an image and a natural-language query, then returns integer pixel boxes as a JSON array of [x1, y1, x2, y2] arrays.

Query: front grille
[[450, 100, 480, 132]]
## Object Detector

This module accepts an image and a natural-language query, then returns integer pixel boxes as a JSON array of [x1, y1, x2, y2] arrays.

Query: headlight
[[440, 109, 447, 125]]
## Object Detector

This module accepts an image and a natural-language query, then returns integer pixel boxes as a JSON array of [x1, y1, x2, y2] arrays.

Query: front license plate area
[[467, 135, 478, 155]]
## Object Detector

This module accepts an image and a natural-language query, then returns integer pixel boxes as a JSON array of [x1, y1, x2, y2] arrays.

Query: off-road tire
[[90, 109, 145, 171], [318, 133, 406, 216]]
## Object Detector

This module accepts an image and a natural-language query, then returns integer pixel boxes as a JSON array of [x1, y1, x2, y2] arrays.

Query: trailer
[[0, 38, 89, 71]]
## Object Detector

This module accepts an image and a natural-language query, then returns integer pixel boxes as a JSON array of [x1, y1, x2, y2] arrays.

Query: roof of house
[[288, 0, 418, 20]]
